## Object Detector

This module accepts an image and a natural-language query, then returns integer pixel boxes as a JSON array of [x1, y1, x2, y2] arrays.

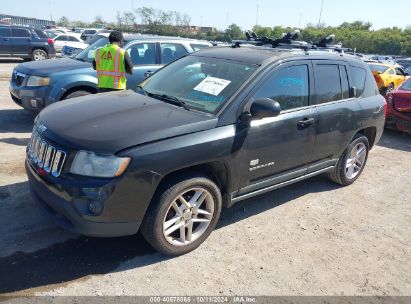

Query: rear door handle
[[297, 117, 315, 128]]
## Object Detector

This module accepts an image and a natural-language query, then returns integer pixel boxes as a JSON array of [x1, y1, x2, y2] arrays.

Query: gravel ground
[[0, 63, 410, 297]]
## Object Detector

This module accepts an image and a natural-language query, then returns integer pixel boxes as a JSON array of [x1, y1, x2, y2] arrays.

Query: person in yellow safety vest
[[92, 31, 133, 93]]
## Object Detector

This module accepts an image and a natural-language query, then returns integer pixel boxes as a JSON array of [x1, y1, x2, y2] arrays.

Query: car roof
[[192, 46, 366, 66]]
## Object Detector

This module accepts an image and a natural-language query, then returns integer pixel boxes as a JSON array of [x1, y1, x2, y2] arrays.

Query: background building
[[0, 14, 55, 28]]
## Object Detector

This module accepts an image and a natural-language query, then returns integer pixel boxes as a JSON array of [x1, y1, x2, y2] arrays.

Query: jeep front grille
[[28, 131, 67, 177]]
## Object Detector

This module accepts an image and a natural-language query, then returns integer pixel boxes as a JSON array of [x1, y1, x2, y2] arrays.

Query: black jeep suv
[[26, 46, 386, 255], [0, 25, 56, 61]]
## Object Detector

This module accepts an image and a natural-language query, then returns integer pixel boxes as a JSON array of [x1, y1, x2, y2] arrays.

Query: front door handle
[[144, 70, 155, 78], [297, 117, 315, 128]]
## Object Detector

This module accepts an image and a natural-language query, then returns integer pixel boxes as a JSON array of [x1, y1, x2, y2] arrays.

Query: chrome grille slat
[[27, 131, 66, 177]]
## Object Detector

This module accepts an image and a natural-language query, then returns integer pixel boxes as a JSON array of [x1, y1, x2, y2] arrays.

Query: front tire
[[328, 134, 369, 186], [64, 90, 92, 99], [141, 173, 222, 256]]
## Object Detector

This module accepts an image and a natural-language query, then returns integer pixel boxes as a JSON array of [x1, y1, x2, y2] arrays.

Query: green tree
[[57, 16, 70, 27], [224, 23, 243, 41]]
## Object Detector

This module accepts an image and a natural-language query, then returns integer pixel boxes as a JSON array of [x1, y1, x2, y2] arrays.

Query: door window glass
[[68, 36, 79, 42], [254, 65, 309, 111], [160, 43, 188, 64], [0, 27, 11, 37], [315, 64, 343, 104], [340, 65, 350, 99], [127, 43, 156, 65], [34, 29, 47, 39], [395, 68, 405, 76], [11, 28, 31, 38]]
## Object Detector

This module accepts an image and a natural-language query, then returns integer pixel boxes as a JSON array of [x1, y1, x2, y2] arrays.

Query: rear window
[[0, 27, 11, 37], [34, 29, 48, 39], [11, 28, 31, 38], [350, 66, 366, 97]]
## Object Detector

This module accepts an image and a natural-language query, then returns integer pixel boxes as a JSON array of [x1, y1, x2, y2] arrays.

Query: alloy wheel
[[345, 142, 367, 179], [162, 187, 214, 246]]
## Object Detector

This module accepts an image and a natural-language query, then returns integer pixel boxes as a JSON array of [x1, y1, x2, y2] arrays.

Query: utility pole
[[318, 0, 324, 28], [255, 4, 259, 27], [48, 1, 53, 21]]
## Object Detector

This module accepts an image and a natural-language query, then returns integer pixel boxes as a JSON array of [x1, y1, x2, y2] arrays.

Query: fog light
[[88, 200, 103, 215], [30, 99, 37, 108]]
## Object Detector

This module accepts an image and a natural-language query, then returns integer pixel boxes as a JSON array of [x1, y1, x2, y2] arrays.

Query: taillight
[[47, 38, 54, 45]]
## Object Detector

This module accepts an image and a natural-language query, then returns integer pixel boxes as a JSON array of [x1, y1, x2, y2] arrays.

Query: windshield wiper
[[75, 57, 85, 62], [146, 92, 190, 111]]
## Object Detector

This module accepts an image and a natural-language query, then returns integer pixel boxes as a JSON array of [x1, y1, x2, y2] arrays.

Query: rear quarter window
[[34, 29, 48, 39], [350, 66, 366, 97]]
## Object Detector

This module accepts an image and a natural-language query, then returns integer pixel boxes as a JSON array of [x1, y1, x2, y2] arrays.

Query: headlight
[[70, 151, 131, 178], [26, 76, 51, 87]]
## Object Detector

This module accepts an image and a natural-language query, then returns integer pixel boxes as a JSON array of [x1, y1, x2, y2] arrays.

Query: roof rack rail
[[232, 31, 354, 54]]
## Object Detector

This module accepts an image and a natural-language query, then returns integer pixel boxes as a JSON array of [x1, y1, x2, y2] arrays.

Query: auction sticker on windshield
[[194, 76, 231, 96]]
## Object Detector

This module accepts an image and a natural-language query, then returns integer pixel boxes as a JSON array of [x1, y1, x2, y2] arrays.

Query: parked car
[[385, 77, 411, 134], [10, 35, 212, 112], [61, 33, 110, 58], [25, 45, 385, 255], [80, 29, 109, 41], [0, 25, 56, 61], [367, 62, 409, 95], [53, 34, 88, 53], [369, 55, 395, 65]]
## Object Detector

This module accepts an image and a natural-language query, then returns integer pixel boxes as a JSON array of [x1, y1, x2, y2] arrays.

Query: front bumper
[[26, 161, 141, 237], [386, 113, 411, 134], [9, 81, 55, 112]]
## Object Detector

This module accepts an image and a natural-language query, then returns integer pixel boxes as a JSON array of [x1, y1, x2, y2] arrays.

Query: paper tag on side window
[[194, 76, 231, 96]]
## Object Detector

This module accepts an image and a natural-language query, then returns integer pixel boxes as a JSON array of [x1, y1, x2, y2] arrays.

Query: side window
[[254, 65, 309, 111], [0, 27, 11, 37], [127, 43, 156, 65], [315, 64, 342, 104], [55, 36, 67, 41], [160, 43, 188, 64], [388, 69, 396, 75], [350, 66, 366, 97], [11, 28, 31, 38], [34, 29, 47, 39], [340, 65, 350, 99], [395, 68, 405, 76], [68, 36, 79, 42]]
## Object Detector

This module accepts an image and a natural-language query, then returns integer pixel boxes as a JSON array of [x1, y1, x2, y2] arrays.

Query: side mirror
[[249, 98, 281, 120], [350, 86, 357, 98]]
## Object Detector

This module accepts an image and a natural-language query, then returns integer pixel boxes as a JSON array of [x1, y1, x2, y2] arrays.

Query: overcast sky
[[2, 0, 410, 30]]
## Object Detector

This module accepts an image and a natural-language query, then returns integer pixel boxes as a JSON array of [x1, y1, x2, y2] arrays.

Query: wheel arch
[[155, 161, 232, 208], [60, 85, 98, 100], [356, 126, 377, 149]]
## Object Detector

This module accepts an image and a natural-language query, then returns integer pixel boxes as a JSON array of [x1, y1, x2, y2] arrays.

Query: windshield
[[368, 64, 389, 74], [137, 56, 258, 114], [400, 78, 411, 91], [75, 37, 108, 62]]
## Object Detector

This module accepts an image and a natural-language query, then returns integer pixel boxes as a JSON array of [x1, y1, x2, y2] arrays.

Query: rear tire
[[64, 90, 92, 100], [328, 134, 369, 186], [32, 49, 48, 61], [141, 173, 222, 256]]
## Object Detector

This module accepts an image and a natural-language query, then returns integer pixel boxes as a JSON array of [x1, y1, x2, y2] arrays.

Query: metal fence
[[0, 14, 55, 29]]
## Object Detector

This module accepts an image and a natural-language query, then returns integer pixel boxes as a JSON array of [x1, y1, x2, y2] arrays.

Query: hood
[[38, 90, 217, 154], [15, 58, 90, 76]]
